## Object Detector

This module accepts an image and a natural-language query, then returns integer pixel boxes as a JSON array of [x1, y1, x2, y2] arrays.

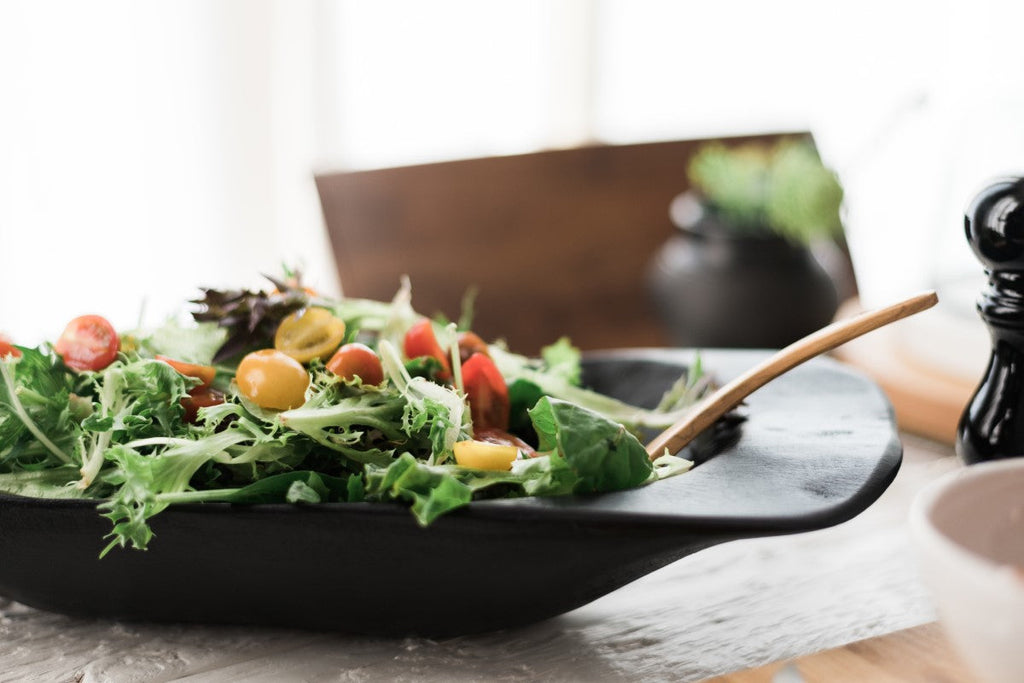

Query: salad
[[0, 274, 712, 556]]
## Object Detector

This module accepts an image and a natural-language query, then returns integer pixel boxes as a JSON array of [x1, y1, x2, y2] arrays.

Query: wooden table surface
[[0, 436, 962, 682], [709, 622, 977, 683]]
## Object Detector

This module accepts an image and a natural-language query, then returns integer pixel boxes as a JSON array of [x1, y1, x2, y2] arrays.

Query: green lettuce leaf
[[540, 337, 582, 386], [134, 318, 228, 366], [78, 358, 197, 489], [364, 452, 472, 525], [211, 470, 357, 504], [0, 349, 83, 470], [529, 396, 653, 493], [0, 466, 86, 498], [279, 389, 407, 467]]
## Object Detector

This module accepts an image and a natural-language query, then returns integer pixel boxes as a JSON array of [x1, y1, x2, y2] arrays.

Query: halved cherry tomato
[[403, 319, 450, 380], [156, 355, 216, 387], [453, 439, 519, 471], [54, 315, 118, 372], [236, 349, 309, 410], [181, 386, 225, 423], [474, 427, 536, 457], [0, 336, 21, 359], [327, 343, 384, 386], [274, 308, 346, 364], [462, 352, 510, 431], [456, 331, 489, 364]]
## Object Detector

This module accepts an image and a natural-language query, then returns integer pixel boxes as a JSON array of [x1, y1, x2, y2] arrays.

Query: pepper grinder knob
[[957, 176, 1024, 463]]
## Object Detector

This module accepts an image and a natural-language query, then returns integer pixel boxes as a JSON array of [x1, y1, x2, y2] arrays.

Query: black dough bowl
[[0, 349, 901, 637]]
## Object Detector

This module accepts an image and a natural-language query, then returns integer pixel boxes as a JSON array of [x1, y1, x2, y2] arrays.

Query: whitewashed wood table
[[0, 436, 957, 682]]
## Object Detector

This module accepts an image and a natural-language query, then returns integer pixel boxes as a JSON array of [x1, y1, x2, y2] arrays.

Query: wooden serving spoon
[[645, 291, 939, 459]]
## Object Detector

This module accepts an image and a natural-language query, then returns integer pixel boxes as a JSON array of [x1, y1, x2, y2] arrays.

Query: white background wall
[[2, 0, 1022, 344]]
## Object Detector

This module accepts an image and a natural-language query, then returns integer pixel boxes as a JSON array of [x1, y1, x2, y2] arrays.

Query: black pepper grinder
[[957, 176, 1024, 464]]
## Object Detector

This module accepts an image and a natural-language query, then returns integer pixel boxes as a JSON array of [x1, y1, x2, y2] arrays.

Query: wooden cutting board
[[705, 622, 978, 682], [831, 298, 980, 445]]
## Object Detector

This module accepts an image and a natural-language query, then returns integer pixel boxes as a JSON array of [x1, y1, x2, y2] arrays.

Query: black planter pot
[[648, 193, 839, 349]]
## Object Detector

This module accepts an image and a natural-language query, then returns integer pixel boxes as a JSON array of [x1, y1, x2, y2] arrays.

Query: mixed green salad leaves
[[0, 276, 712, 556]]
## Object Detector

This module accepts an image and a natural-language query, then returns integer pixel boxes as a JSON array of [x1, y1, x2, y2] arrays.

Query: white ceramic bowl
[[911, 459, 1024, 683]]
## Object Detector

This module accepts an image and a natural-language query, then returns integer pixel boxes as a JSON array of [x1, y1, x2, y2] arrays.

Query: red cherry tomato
[[327, 343, 384, 386], [181, 386, 225, 423], [0, 336, 21, 359], [54, 315, 119, 372], [462, 352, 510, 431], [156, 355, 217, 387], [403, 319, 450, 380]]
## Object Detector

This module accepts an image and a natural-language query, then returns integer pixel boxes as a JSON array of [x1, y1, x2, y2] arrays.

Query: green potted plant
[[649, 138, 847, 348], [685, 139, 844, 244]]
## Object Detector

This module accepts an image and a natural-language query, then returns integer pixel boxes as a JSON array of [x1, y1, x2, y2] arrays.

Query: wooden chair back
[[315, 134, 804, 355]]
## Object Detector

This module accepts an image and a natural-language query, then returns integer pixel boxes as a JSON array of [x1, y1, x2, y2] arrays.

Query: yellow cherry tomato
[[236, 349, 310, 410], [274, 308, 346, 364], [453, 440, 519, 471]]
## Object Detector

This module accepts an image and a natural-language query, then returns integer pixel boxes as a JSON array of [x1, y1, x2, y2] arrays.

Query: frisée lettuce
[[0, 276, 713, 556]]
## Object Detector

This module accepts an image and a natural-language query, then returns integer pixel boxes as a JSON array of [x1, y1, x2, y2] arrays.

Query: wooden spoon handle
[[645, 291, 939, 459]]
